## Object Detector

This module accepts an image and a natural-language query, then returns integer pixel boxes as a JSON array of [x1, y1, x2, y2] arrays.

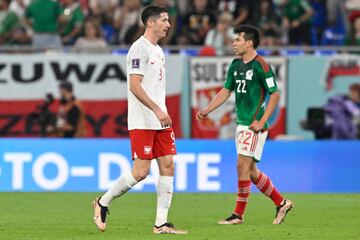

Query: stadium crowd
[[0, 0, 359, 50]]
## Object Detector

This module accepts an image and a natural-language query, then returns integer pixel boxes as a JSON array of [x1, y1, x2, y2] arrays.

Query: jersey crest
[[245, 69, 253, 80]]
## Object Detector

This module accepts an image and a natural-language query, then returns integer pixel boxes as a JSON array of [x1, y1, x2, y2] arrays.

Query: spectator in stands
[[176, 0, 188, 17], [254, 0, 281, 46], [282, 0, 314, 45], [74, 19, 107, 49], [215, 0, 259, 25], [152, 0, 177, 44], [0, 0, 20, 44], [346, 16, 360, 46], [53, 81, 87, 138], [113, 0, 143, 44], [310, 0, 327, 45], [59, 0, 85, 45], [25, 0, 62, 49], [204, 11, 234, 55], [87, 0, 117, 44], [88, 0, 117, 18], [178, 0, 216, 45], [9, 0, 30, 18], [327, 0, 344, 26]]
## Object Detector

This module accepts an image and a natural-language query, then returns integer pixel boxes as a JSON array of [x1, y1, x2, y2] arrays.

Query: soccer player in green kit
[[197, 25, 294, 225]]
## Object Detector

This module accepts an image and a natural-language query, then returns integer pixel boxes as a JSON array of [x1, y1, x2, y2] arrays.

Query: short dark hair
[[141, 5, 168, 26], [233, 25, 260, 49], [59, 81, 73, 93]]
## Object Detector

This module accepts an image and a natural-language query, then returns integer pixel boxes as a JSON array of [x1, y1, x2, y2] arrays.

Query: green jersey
[[284, 0, 312, 24], [25, 0, 62, 33], [224, 55, 278, 128]]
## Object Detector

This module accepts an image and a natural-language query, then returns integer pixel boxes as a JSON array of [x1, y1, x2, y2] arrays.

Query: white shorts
[[235, 125, 268, 161]]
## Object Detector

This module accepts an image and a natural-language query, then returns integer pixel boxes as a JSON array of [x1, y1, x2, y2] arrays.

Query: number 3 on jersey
[[236, 79, 247, 93]]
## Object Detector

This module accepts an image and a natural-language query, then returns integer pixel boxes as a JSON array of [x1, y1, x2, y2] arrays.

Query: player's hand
[[249, 120, 265, 133], [155, 109, 172, 128], [197, 109, 210, 120]]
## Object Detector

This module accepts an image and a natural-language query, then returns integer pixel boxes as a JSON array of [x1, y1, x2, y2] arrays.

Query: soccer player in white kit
[[92, 5, 187, 235]]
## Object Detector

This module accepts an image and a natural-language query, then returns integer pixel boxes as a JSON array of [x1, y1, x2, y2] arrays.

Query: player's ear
[[147, 17, 155, 27], [246, 39, 253, 49]]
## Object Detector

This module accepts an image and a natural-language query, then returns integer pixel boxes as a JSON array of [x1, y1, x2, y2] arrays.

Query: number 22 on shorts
[[239, 130, 252, 145]]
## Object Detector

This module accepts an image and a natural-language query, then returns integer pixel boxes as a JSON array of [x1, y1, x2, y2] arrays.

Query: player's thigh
[[153, 127, 176, 158], [235, 125, 268, 162], [129, 129, 156, 160]]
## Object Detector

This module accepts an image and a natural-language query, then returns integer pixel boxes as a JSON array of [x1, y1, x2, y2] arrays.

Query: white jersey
[[127, 36, 167, 130]]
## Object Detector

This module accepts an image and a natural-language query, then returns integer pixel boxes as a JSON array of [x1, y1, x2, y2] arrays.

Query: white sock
[[155, 176, 174, 227], [99, 172, 138, 207]]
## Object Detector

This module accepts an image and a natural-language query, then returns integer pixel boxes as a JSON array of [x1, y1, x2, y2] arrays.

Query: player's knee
[[160, 162, 174, 176], [133, 169, 149, 181], [237, 158, 251, 173]]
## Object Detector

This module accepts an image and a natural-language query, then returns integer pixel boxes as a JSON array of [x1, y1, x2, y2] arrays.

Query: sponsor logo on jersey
[[144, 146, 152, 155], [245, 69, 253, 80], [132, 59, 140, 69]]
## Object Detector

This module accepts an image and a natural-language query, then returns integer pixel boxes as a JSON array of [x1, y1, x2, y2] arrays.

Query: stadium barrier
[[0, 139, 359, 193]]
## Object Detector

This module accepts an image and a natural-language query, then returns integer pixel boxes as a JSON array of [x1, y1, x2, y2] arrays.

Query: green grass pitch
[[0, 193, 359, 240]]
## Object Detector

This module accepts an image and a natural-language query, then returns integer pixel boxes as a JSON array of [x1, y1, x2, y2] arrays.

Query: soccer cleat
[[92, 197, 109, 232], [273, 199, 294, 224], [153, 222, 188, 234], [218, 214, 244, 225]]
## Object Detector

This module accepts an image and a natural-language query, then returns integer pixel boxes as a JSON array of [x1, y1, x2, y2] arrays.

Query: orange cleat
[[91, 197, 109, 232], [153, 222, 188, 234], [273, 199, 294, 224]]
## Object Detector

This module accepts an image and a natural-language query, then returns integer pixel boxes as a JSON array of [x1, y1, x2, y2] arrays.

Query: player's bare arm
[[197, 88, 231, 120], [250, 91, 280, 132], [130, 74, 172, 128]]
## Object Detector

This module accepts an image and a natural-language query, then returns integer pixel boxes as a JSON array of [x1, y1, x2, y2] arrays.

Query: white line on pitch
[[70, 167, 95, 177]]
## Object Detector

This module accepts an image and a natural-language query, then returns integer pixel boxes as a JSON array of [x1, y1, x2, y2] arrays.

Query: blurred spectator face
[[84, 21, 99, 38], [354, 17, 360, 34], [216, 12, 232, 33], [124, 0, 140, 11], [260, 0, 270, 14], [194, 0, 207, 12], [262, 35, 277, 46], [153, 0, 171, 6]]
